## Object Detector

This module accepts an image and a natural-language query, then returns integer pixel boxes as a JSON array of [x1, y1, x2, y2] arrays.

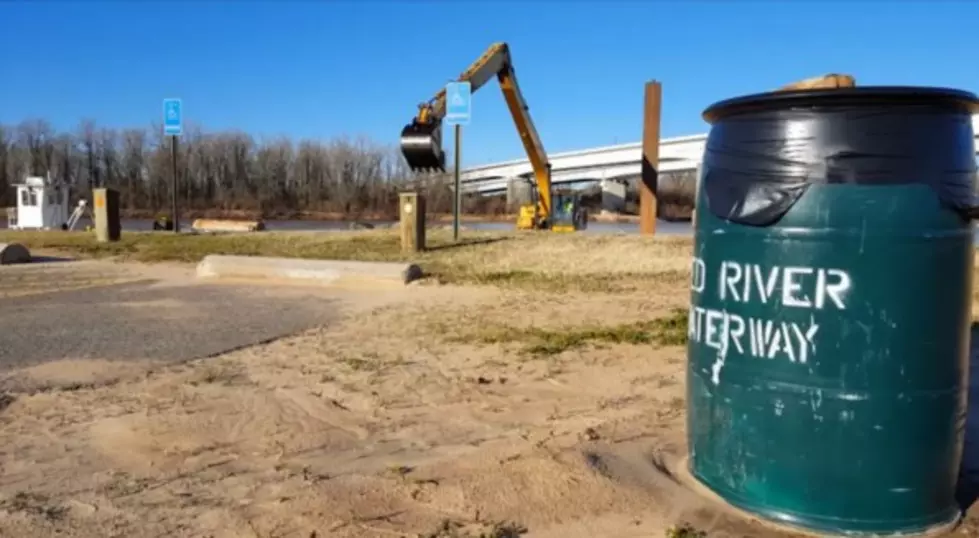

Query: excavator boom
[[400, 43, 508, 174], [400, 42, 552, 223]]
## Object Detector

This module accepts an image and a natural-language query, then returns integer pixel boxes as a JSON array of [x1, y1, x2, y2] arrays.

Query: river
[[7, 218, 979, 242], [2, 217, 695, 236]]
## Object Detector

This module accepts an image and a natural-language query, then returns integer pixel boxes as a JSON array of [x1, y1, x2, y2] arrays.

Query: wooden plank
[[778, 74, 856, 91]]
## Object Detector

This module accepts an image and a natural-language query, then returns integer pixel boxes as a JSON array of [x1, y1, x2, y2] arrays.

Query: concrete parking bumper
[[196, 255, 424, 286]]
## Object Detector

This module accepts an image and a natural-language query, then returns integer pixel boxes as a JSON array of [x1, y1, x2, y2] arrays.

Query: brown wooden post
[[93, 187, 121, 242], [640, 81, 662, 236], [399, 191, 425, 253]]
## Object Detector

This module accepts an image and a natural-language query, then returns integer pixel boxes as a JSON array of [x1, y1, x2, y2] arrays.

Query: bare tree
[[0, 119, 474, 218]]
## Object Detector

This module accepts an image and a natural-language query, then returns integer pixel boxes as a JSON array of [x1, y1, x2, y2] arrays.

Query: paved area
[[0, 258, 150, 298], [0, 263, 343, 372]]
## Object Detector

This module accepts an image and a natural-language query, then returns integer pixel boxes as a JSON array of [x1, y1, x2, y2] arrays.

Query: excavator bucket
[[400, 121, 446, 173]]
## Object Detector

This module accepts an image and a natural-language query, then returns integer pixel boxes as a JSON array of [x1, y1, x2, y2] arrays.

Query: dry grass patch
[[424, 233, 693, 276], [0, 229, 695, 292], [420, 233, 692, 293], [420, 519, 528, 538], [449, 308, 689, 356], [0, 229, 442, 263]]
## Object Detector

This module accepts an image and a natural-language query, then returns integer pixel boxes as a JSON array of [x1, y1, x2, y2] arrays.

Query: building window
[[19, 189, 39, 207]]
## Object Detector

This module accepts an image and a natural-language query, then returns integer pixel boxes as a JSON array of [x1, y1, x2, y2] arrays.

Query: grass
[[666, 523, 707, 538], [0, 229, 430, 264], [438, 269, 688, 293], [455, 308, 689, 356], [0, 229, 694, 292], [420, 519, 528, 538]]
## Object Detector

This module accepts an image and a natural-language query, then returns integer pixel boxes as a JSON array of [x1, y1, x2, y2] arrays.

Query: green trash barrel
[[687, 87, 979, 535]]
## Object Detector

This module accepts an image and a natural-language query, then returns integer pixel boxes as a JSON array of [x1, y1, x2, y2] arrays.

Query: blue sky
[[1, 0, 977, 166]]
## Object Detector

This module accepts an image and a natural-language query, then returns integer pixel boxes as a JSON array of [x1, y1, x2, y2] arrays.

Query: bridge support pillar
[[506, 178, 533, 211], [600, 180, 627, 213], [692, 160, 703, 228]]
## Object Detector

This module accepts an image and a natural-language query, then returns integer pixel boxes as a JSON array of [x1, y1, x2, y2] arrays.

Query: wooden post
[[640, 81, 662, 236], [399, 191, 426, 253], [92, 187, 121, 243]]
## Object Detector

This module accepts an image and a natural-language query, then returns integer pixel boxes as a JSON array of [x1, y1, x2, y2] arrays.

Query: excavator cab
[[550, 191, 587, 233], [515, 181, 587, 232], [400, 114, 446, 173]]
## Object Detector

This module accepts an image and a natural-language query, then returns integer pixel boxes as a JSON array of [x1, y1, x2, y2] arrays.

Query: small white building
[[6, 175, 71, 230]]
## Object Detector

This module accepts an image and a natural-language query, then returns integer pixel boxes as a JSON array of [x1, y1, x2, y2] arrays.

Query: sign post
[[163, 98, 183, 233], [444, 81, 471, 241]]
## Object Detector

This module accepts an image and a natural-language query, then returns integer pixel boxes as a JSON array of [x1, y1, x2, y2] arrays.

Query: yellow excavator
[[399, 42, 586, 232]]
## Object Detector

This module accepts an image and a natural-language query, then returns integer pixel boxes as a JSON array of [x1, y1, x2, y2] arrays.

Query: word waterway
[[688, 259, 852, 365]]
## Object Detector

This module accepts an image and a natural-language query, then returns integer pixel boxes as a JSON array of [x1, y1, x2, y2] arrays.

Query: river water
[[7, 217, 979, 243], [2, 217, 695, 236]]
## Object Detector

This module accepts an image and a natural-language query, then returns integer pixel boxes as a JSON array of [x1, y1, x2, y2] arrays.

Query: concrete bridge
[[460, 133, 707, 194], [456, 115, 979, 211]]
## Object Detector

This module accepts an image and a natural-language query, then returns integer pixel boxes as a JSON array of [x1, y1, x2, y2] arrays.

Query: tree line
[[0, 119, 476, 219], [0, 119, 696, 220]]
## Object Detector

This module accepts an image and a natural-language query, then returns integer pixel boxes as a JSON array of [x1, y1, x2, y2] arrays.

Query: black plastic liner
[[700, 87, 979, 226]]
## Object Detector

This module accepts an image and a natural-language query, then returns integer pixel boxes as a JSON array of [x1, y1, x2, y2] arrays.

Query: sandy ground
[[2, 253, 979, 537], [0, 266, 772, 538]]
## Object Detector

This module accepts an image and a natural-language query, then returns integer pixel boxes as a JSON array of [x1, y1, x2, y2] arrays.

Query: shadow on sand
[[29, 255, 75, 264], [423, 236, 510, 253]]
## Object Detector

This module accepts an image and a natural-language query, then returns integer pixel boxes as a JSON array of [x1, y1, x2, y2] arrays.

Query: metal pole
[[453, 123, 461, 241], [170, 135, 180, 233]]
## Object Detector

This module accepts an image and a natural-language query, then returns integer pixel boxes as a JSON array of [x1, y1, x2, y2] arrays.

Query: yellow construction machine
[[399, 42, 585, 231]]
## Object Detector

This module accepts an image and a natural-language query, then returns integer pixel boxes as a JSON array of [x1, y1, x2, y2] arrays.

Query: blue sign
[[163, 98, 182, 136], [444, 82, 471, 125]]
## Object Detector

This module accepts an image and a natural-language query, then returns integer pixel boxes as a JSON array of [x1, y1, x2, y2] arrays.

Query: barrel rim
[[703, 86, 979, 123]]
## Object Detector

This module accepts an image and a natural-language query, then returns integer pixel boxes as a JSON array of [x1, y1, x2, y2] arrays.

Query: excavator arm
[[400, 42, 552, 225]]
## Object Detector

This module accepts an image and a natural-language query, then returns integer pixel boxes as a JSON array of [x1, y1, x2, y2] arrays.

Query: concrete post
[[692, 160, 703, 229], [92, 188, 121, 243], [399, 192, 425, 253], [600, 180, 627, 213], [506, 178, 533, 211]]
